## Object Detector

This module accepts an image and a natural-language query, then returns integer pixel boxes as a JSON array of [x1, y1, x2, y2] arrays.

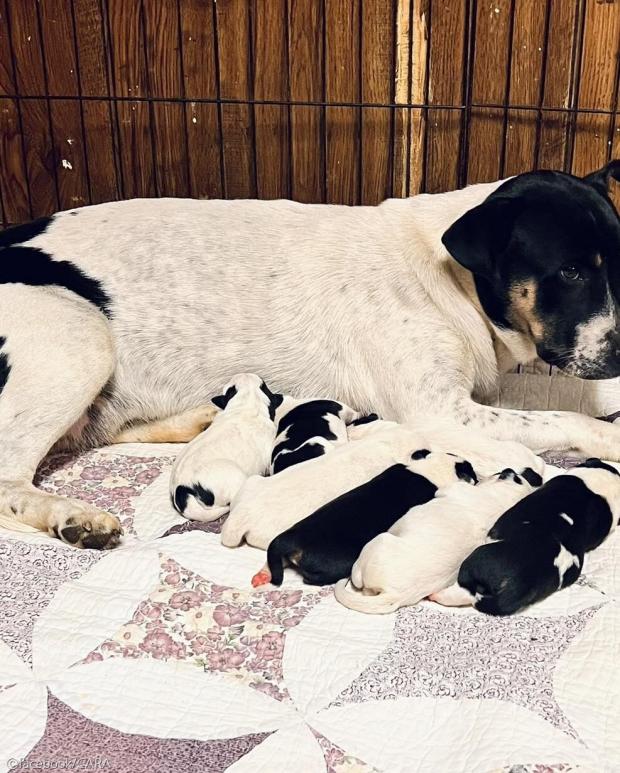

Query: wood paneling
[[1, 0, 619, 224]]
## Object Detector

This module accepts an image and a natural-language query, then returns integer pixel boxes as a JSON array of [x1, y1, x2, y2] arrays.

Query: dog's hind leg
[[112, 404, 219, 443], [0, 284, 121, 548]]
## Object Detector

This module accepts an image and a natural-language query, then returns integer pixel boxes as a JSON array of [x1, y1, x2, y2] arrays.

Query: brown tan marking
[[508, 280, 545, 342], [113, 404, 218, 443]]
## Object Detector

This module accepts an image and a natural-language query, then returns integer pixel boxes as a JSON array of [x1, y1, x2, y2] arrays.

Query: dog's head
[[212, 373, 283, 419], [442, 161, 620, 378]]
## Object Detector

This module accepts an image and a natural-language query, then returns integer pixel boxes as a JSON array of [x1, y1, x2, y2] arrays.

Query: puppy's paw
[[54, 508, 123, 550]]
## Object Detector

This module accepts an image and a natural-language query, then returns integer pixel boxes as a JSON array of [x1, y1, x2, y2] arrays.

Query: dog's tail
[[334, 578, 401, 614], [266, 536, 287, 586]]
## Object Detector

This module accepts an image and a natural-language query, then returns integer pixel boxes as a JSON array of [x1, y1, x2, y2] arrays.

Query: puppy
[[253, 450, 479, 587], [335, 468, 540, 614], [271, 398, 358, 474], [169, 373, 282, 522], [221, 419, 543, 551], [432, 458, 620, 615]]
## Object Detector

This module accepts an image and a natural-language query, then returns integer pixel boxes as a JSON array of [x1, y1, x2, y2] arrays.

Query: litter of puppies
[[169, 373, 620, 616]]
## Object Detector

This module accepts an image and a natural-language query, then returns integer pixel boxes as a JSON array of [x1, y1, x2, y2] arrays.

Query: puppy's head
[[212, 373, 283, 419], [442, 161, 620, 378], [408, 449, 478, 487]]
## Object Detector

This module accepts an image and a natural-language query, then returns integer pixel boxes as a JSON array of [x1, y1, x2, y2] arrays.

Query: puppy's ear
[[441, 196, 523, 276], [583, 159, 620, 198], [211, 385, 237, 410], [520, 467, 543, 487], [271, 393, 284, 409]]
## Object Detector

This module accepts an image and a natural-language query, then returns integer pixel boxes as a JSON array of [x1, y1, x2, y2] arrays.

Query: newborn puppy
[[254, 449, 478, 587], [432, 458, 620, 615], [169, 373, 282, 522], [271, 398, 359, 474], [335, 468, 539, 614], [222, 419, 543, 551]]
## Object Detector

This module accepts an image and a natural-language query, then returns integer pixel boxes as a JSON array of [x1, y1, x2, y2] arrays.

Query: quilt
[[1, 441, 619, 773]]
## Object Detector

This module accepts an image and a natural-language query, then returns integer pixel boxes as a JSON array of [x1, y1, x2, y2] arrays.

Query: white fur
[[2, 178, 619, 544], [335, 473, 534, 614], [169, 374, 277, 522], [221, 418, 543, 550], [553, 544, 581, 588], [270, 397, 356, 473]]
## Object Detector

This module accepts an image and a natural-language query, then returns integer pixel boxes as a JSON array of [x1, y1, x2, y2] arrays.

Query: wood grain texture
[[216, 0, 255, 199], [361, 0, 394, 204], [288, 0, 324, 203], [106, 0, 156, 198], [0, 98, 30, 221], [325, 0, 360, 204], [2, 0, 620, 225], [503, 0, 547, 176], [571, 1, 620, 177], [253, 0, 290, 199], [467, 0, 512, 184], [425, 0, 466, 193], [180, 0, 222, 199]]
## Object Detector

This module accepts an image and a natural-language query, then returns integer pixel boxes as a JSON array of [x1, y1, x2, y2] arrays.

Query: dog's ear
[[583, 160, 620, 198], [441, 196, 523, 276], [211, 385, 237, 410]]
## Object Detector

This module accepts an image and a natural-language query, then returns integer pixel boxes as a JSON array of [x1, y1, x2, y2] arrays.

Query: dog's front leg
[[448, 395, 620, 461]]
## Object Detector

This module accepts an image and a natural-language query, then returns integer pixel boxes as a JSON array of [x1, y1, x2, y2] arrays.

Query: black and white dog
[[1, 163, 620, 547], [270, 398, 359, 474], [432, 459, 620, 614], [254, 450, 478, 587]]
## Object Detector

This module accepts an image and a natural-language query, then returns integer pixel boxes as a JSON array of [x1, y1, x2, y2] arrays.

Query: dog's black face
[[443, 162, 620, 378]]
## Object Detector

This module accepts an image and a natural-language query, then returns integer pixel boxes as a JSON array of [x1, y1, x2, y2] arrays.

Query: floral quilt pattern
[[0, 444, 618, 772]]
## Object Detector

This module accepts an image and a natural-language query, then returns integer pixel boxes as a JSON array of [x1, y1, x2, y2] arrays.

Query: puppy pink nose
[[251, 568, 271, 588]]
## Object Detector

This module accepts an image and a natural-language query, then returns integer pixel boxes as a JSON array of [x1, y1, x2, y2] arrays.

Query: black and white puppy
[[170, 373, 282, 522], [270, 398, 360, 474], [432, 458, 620, 615], [252, 449, 478, 587]]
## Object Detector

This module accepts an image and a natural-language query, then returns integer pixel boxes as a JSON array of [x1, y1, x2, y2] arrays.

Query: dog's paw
[[54, 508, 123, 550]]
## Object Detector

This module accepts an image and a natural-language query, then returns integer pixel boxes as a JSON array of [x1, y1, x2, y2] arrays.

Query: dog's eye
[[559, 266, 583, 282]]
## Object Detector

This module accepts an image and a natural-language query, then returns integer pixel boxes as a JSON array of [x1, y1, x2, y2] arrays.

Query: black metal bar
[[0, 93, 618, 116], [4, 2, 34, 218], [211, 0, 227, 197], [356, 0, 363, 204], [34, 0, 61, 210], [420, 0, 433, 193], [176, 0, 193, 196], [404, 0, 414, 197], [565, 0, 586, 173], [458, 0, 477, 187], [70, 0, 93, 205], [284, 0, 293, 200], [101, 0, 125, 200], [499, 0, 517, 178], [533, 0, 553, 169], [247, 0, 259, 197], [321, 0, 327, 203], [139, 0, 160, 197]]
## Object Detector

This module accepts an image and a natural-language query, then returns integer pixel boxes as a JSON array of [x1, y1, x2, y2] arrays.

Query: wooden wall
[[0, 0, 618, 225]]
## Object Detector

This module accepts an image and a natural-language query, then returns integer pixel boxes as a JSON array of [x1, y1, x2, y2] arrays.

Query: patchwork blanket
[[1, 442, 619, 773]]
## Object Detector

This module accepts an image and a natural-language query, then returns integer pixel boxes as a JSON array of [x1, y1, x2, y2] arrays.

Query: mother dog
[[1, 163, 620, 548]]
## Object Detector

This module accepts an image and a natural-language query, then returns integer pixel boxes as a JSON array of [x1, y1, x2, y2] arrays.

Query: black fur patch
[[578, 457, 620, 476], [521, 467, 543, 487], [173, 485, 193, 514], [411, 449, 430, 460], [272, 400, 343, 463], [192, 483, 215, 507], [266, 463, 440, 586], [0, 216, 53, 248], [259, 381, 284, 421], [212, 385, 238, 411], [0, 336, 10, 397], [272, 440, 326, 474], [455, 460, 478, 485], [349, 413, 380, 426], [0, 246, 111, 316], [498, 468, 521, 483]]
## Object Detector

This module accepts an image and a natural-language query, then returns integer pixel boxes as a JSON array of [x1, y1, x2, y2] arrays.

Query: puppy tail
[[266, 537, 286, 586], [334, 579, 401, 614]]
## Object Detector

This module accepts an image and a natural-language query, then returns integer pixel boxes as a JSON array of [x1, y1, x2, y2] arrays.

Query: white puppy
[[221, 418, 543, 550], [334, 468, 540, 614], [170, 373, 282, 522]]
